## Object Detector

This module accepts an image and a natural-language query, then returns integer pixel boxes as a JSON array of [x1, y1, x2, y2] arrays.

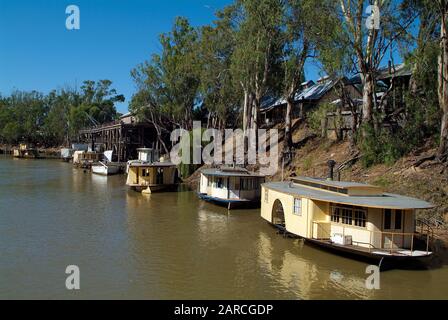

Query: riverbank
[[0, 144, 62, 159]]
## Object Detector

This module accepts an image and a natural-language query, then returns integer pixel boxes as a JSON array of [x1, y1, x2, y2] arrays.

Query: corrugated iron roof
[[263, 181, 434, 209], [261, 80, 336, 112]]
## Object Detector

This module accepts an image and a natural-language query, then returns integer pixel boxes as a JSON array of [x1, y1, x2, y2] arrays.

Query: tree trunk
[[362, 73, 375, 125], [284, 98, 294, 151], [438, 11, 448, 160], [242, 90, 249, 134]]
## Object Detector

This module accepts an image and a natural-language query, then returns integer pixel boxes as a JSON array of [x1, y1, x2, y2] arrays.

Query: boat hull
[[268, 223, 432, 270], [92, 164, 120, 176], [129, 184, 178, 193], [197, 193, 260, 210]]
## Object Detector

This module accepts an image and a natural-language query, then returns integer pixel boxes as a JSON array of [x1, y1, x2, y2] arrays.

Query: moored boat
[[60, 148, 74, 162], [126, 148, 178, 194], [73, 151, 101, 168], [13, 144, 40, 159], [198, 167, 266, 209], [260, 169, 435, 269], [126, 160, 178, 193], [91, 161, 120, 176]]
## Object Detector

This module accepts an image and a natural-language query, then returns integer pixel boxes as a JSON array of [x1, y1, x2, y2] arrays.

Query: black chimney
[[327, 160, 336, 181]]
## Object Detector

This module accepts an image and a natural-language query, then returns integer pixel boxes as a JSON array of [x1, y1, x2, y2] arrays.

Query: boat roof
[[292, 176, 383, 190], [201, 167, 265, 178], [129, 161, 176, 168], [137, 148, 155, 151], [264, 179, 434, 210]]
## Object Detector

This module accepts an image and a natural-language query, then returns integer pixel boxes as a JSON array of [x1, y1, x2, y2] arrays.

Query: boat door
[[382, 209, 404, 250]]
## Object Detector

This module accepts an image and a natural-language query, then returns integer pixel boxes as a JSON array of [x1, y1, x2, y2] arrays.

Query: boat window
[[241, 178, 254, 190], [395, 210, 402, 229], [331, 204, 367, 228], [341, 208, 352, 225], [264, 189, 269, 203], [216, 178, 224, 189], [141, 168, 150, 177], [293, 198, 302, 216], [331, 206, 341, 223], [156, 168, 163, 184], [384, 209, 392, 230], [354, 209, 366, 227]]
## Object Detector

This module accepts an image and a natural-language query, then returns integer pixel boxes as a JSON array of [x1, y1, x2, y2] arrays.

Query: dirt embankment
[[277, 123, 448, 222]]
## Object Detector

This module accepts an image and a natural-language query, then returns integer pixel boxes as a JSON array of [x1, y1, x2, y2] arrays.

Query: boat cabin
[[136, 148, 159, 162], [261, 176, 434, 263], [73, 151, 102, 168], [13, 144, 39, 159], [126, 160, 178, 194], [198, 167, 266, 209]]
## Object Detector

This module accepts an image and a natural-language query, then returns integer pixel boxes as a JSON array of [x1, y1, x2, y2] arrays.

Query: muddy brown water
[[0, 156, 447, 299]]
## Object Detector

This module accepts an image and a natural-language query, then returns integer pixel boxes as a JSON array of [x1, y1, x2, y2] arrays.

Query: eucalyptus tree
[[198, 9, 239, 130], [434, 0, 448, 160], [400, 0, 447, 161], [230, 0, 284, 137], [131, 17, 201, 133], [336, 0, 413, 135], [280, 0, 336, 151]]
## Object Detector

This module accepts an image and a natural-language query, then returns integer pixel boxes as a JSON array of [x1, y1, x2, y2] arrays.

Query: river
[[0, 156, 447, 299]]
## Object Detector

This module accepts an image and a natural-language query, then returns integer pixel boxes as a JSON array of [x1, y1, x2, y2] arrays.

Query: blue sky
[[0, 0, 238, 113], [0, 1, 398, 114]]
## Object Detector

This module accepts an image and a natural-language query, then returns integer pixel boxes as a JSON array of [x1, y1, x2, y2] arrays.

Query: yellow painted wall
[[261, 187, 309, 237], [261, 187, 418, 250], [126, 166, 176, 186]]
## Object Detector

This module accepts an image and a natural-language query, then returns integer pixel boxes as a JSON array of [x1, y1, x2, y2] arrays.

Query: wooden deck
[[311, 239, 431, 257]]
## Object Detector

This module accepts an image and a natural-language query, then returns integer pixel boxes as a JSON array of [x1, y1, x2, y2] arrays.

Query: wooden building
[[78, 113, 162, 162], [261, 78, 362, 127]]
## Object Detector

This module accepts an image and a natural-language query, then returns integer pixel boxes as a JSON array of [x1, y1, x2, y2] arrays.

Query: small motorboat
[[91, 161, 120, 176]]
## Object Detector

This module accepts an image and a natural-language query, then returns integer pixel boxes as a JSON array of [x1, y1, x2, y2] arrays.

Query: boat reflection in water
[[256, 231, 376, 299]]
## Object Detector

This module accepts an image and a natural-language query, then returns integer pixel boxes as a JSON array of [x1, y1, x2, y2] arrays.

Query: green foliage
[[359, 124, 407, 167], [308, 103, 336, 134], [198, 17, 240, 127], [177, 127, 209, 178], [0, 80, 123, 146], [130, 17, 201, 129]]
